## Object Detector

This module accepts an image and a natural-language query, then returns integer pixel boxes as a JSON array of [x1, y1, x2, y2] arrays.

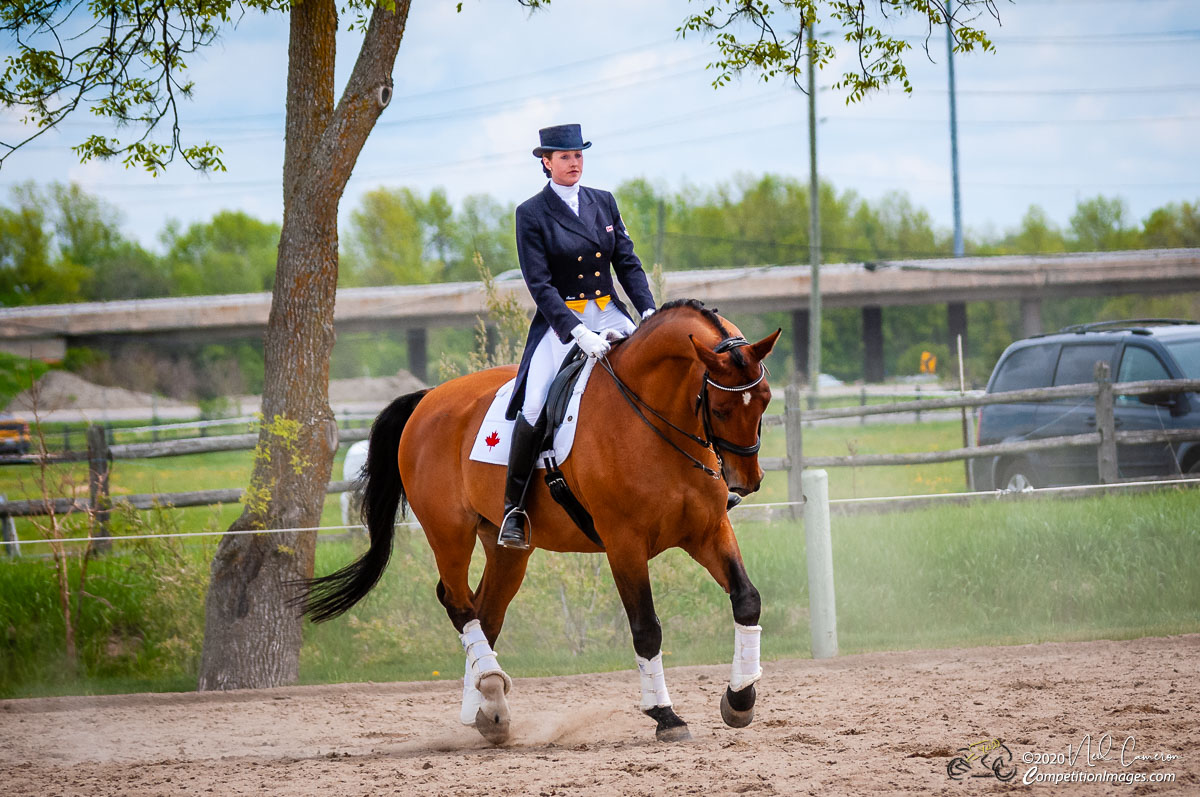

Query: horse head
[[689, 320, 781, 497]]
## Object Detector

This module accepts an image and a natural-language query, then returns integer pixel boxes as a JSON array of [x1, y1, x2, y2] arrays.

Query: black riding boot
[[498, 415, 541, 549]]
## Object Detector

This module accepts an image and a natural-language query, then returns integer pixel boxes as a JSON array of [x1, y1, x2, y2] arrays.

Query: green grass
[[0, 447, 355, 547], [4, 488, 1196, 698]]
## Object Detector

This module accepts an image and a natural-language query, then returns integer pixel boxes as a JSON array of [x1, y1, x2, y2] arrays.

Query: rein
[[596, 335, 766, 479]]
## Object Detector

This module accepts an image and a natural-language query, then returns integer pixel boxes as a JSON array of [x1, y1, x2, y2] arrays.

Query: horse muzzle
[[724, 464, 764, 497]]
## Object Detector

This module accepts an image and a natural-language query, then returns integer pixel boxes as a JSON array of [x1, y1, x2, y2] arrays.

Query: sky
[[1, 0, 1198, 257]]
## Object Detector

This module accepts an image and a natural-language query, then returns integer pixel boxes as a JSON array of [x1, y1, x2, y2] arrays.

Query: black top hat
[[532, 124, 592, 157]]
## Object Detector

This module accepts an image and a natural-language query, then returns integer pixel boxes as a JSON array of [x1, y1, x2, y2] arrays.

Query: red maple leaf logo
[[485, 430, 500, 449]]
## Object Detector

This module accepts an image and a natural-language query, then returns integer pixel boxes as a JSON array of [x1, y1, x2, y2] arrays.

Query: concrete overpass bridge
[[3, 248, 1198, 382]]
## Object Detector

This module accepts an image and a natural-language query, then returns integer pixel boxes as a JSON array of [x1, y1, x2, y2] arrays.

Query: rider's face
[[543, 150, 583, 186]]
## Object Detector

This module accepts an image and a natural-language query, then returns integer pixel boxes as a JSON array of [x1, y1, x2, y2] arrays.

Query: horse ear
[[750, 328, 782, 362], [689, 335, 725, 371]]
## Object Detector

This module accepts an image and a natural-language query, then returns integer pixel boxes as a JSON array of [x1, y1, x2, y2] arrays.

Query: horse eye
[[712, 409, 728, 421]]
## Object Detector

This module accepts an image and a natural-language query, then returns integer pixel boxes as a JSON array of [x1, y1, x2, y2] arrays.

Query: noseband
[[597, 334, 766, 480]]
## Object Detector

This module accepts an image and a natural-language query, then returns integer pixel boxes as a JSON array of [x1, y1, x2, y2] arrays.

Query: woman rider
[[497, 124, 657, 549]]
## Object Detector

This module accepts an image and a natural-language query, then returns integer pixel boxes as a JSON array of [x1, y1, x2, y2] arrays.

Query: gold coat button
[[595, 290, 602, 296], [595, 252, 602, 258], [578, 274, 584, 279], [577, 255, 583, 262], [578, 293, 585, 299], [594, 271, 601, 277]]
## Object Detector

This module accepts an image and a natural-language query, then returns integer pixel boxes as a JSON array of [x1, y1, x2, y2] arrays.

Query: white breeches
[[521, 300, 636, 423]]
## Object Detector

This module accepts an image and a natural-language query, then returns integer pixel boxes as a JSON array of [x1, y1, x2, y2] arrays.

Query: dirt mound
[[5, 370, 188, 414], [327, 370, 426, 404]]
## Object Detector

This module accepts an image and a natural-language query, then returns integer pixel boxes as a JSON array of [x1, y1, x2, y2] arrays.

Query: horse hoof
[[645, 704, 691, 743], [720, 685, 756, 728], [655, 723, 692, 743], [474, 706, 510, 744], [474, 673, 511, 745]]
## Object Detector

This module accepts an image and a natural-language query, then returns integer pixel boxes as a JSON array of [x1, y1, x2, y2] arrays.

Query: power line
[[824, 113, 1200, 127], [901, 29, 1200, 45], [45, 46, 711, 132], [662, 230, 954, 260], [942, 84, 1200, 96], [42, 36, 686, 128]]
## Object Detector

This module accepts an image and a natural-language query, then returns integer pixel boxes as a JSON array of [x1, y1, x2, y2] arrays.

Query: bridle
[[695, 336, 767, 460], [597, 335, 766, 479]]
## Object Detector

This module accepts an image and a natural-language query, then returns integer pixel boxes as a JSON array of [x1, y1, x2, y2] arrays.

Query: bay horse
[[301, 299, 780, 744]]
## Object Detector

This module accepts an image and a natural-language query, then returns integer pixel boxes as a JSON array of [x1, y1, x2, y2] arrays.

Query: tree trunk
[[198, 0, 411, 691]]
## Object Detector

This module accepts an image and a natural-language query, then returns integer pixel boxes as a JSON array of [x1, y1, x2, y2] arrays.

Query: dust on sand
[[2, 635, 1196, 796]]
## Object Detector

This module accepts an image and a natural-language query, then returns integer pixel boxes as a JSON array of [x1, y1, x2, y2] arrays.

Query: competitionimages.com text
[[1023, 768, 1176, 785]]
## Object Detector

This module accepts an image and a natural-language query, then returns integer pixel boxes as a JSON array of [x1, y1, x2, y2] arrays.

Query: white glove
[[571, 325, 610, 358], [642, 308, 656, 320]]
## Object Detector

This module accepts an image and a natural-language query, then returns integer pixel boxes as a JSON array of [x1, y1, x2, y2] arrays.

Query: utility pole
[[947, 0, 964, 257], [807, 38, 822, 398]]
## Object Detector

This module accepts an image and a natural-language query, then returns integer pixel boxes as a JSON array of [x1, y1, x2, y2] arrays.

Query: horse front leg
[[607, 551, 691, 742], [682, 520, 762, 728], [459, 529, 533, 742]]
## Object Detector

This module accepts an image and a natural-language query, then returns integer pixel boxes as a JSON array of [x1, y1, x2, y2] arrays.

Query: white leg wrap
[[460, 619, 512, 694], [460, 656, 483, 725], [636, 652, 672, 710], [730, 623, 762, 692]]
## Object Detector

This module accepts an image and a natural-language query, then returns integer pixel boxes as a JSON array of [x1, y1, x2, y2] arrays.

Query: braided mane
[[648, 299, 746, 368]]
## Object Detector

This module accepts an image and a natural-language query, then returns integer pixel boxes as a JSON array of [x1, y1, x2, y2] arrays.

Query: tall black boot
[[497, 415, 541, 549]]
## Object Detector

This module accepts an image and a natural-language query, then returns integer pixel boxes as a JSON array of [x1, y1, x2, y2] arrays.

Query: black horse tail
[[301, 389, 431, 623]]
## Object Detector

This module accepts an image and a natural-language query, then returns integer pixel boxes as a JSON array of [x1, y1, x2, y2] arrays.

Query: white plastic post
[[802, 469, 838, 659]]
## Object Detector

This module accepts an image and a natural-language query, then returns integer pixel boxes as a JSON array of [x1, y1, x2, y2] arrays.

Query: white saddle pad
[[469, 358, 598, 467]]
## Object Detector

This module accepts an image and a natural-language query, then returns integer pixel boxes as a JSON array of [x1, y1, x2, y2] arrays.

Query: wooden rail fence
[[774, 371, 1200, 516], [3, 371, 1200, 552]]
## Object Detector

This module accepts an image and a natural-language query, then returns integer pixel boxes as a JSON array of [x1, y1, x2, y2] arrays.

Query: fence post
[[859, 387, 867, 426], [0, 494, 19, 558], [1095, 361, 1118, 484], [87, 425, 112, 554], [802, 469, 838, 659], [914, 384, 922, 423], [785, 383, 805, 520]]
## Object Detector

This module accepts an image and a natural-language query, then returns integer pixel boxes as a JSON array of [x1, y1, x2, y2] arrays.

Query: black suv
[[973, 320, 1200, 490]]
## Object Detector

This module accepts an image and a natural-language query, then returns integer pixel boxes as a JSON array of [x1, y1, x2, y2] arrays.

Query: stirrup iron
[[497, 507, 531, 550]]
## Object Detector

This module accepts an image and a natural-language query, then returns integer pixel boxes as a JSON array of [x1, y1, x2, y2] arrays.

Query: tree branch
[[307, 0, 411, 208], [1, 0, 227, 173], [679, 0, 998, 101]]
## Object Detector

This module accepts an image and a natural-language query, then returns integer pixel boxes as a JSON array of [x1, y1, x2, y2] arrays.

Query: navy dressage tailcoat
[[505, 183, 656, 419]]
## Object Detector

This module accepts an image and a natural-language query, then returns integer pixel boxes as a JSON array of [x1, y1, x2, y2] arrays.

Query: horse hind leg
[[459, 617, 513, 744], [438, 516, 532, 744], [463, 521, 535, 743], [425, 510, 515, 744]]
